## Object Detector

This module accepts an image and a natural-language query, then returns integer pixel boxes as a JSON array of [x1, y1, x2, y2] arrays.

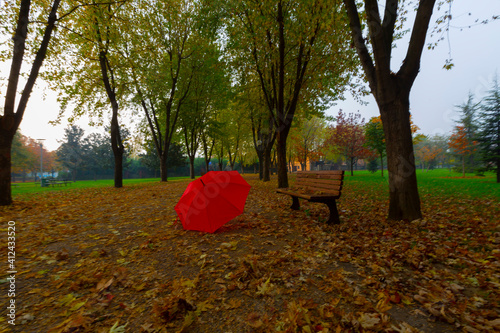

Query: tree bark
[[276, 130, 288, 184], [380, 154, 384, 177], [160, 153, 168, 181], [98, 49, 124, 188], [379, 94, 422, 221], [1, 0, 60, 206], [262, 145, 273, 182], [0, 135, 14, 205], [189, 155, 195, 179], [257, 152, 264, 180], [110, 112, 123, 188], [497, 156, 500, 183], [343, 0, 435, 221]]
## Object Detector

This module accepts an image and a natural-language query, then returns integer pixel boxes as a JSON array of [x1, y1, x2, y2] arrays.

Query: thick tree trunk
[[380, 154, 384, 177], [276, 131, 288, 187], [189, 155, 195, 179], [113, 149, 123, 187], [262, 147, 272, 182], [204, 158, 210, 173], [380, 97, 422, 221], [258, 153, 264, 180], [160, 153, 168, 181], [343, 0, 434, 221], [497, 156, 500, 183], [110, 121, 123, 188], [0, 133, 14, 205]]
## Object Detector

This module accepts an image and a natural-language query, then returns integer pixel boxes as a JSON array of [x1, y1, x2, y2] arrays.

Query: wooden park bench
[[277, 170, 345, 224]]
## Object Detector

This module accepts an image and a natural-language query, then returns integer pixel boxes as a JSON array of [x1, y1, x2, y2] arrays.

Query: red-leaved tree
[[327, 110, 370, 176], [448, 126, 478, 177]]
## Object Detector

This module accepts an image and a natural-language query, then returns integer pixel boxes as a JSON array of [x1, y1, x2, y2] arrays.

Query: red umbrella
[[174, 171, 251, 233]]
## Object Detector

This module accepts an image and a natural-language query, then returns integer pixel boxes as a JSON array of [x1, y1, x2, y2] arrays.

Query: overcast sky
[[1, 0, 499, 151]]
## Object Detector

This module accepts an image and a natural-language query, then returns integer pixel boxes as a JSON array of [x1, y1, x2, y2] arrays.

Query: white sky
[[330, 0, 500, 136], [1, 0, 499, 151]]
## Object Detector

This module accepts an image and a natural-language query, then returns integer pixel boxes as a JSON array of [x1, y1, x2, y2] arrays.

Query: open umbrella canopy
[[174, 171, 251, 233]]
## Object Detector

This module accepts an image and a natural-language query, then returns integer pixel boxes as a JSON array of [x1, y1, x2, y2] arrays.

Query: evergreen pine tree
[[477, 75, 500, 182]]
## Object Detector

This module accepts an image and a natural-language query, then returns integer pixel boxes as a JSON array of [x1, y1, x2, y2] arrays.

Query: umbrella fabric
[[174, 171, 251, 233]]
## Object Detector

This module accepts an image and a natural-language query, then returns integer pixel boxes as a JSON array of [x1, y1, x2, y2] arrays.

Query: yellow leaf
[[109, 320, 128, 333], [181, 279, 196, 288], [375, 298, 392, 312], [59, 294, 76, 306], [70, 300, 86, 311], [358, 313, 380, 329], [226, 298, 242, 309], [197, 300, 215, 312]]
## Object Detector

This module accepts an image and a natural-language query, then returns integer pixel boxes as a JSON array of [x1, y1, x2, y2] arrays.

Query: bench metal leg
[[325, 200, 340, 225], [290, 196, 300, 210]]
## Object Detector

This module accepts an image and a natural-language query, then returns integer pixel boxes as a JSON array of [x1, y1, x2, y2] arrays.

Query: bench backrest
[[295, 170, 344, 196]]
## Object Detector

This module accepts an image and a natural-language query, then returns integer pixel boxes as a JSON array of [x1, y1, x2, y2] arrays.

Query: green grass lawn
[[11, 177, 191, 199], [342, 168, 499, 199], [11, 169, 498, 201]]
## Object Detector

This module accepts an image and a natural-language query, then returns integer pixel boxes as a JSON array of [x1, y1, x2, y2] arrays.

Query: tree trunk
[[109, 107, 123, 188], [160, 153, 168, 181], [497, 156, 500, 183], [113, 147, 123, 187], [380, 98, 422, 221], [462, 156, 465, 178], [189, 155, 195, 179], [258, 153, 264, 180], [262, 147, 272, 182], [343, 0, 435, 221], [276, 132, 288, 187], [0, 133, 14, 205], [380, 154, 384, 177], [1, 0, 60, 206]]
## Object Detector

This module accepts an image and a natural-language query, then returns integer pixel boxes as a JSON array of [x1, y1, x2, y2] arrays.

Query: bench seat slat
[[297, 171, 344, 175], [296, 179, 342, 187], [277, 188, 341, 199], [297, 174, 343, 180], [296, 186, 340, 196]]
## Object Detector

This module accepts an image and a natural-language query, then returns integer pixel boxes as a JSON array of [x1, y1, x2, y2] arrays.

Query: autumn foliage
[[2, 175, 498, 332], [448, 126, 478, 177], [326, 111, 370, 176]]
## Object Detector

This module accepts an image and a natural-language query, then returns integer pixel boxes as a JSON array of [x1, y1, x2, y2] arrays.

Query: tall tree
[[415, 135, 443, 172], [128, 0, 204, 182], [477, 75, 500, 182], [448, 125, 477, 178], [52, 0, 129, 188], [179, 39, 230, 178], [289, 116, 327, 171], [342, 0, 438, 220], [11, 131, 35, 181], [454, 93, 480, 172], [0, 0, 61, 205], [56, 125, 88, 181], [226, 0, 359, 188], [236, 72, 276, 181], [364, 116, 386, 177], [326, 110, 369, 176]]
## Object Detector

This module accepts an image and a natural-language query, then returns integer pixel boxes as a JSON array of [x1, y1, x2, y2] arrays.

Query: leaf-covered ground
[[1, 174, 499, 333]]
